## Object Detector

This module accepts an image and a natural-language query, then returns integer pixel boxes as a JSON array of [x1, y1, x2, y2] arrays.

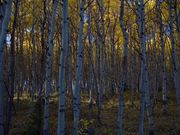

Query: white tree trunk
[[43, 0, 57, 134], [136, 1, 154, 134], [73, 0, 85, 134], [57, 0, 69, 134]]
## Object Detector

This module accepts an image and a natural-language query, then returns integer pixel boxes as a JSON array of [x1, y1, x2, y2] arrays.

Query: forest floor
[[10, 90, 179, 135]]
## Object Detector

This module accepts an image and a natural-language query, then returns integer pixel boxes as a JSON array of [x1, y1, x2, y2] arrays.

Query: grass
[[10, 90, 179, 135]]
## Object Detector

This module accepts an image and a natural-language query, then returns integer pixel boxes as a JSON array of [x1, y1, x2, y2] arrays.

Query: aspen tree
[[6, 0, 19, 134], [95, 0, 105, 122], [0, 0, 12, 134], [43, 0, 57, 134], [168, 0, 180, 128], [57, 0, 69, 134], [118, 0, 128, 134], [136, 0, 154, 134], [73, 0, 85, 134], [157, 0, 167, 113]]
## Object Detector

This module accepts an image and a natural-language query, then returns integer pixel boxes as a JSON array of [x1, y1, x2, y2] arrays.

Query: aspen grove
[[0, 0, 180, 135]]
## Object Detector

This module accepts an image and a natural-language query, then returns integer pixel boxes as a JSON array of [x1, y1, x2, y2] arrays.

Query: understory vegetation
[[10, 91, 178, 135]]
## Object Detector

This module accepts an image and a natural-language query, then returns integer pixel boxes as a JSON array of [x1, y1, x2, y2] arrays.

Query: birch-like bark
[[118, 0, 128, 134], [43, 0, 57, 134], [168, 0, 180, 128], [0, 0, 12, 134], [57, 0, 69, 134], [73, 1, 85, 134], [136, 1, 154, 134]]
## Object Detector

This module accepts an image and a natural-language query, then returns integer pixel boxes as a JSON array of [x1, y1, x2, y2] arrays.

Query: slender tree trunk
[[57, 0, 69, 134], [31, 0, 35, 104], [129, 25, 136, 94], [73, 1, 85, 134], [174, 0, 180, 48], [168, 0, 180, 129], [110, 38, 115, 95], [0, 2, 5, 32], [138, 63, 145, 135], [43, 0, 57, 135], [157, 0, 167, 113], [0, 0, 12, 134], [17, 27, 24, 107], [87, 17, 99, 118], [0, 2, 5, 134], [95, 0, 105, 122], [118, 0, 128, 134], [68, 34, 72, 96], [39, 0, 47, 104], [136, 1, 154, 134], [87, 0, 93, 110], [6, 0, 19, 134], [109, 16, 117, 96]]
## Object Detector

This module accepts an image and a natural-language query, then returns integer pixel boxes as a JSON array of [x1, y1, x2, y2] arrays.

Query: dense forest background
[[0, 0, 180, 135]]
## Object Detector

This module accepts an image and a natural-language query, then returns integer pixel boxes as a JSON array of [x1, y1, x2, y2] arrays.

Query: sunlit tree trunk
[[73, 0, 85, 134], [57, 0, 69, 134], [43, 0, 57, 134], [0, 0, 12, 134]]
